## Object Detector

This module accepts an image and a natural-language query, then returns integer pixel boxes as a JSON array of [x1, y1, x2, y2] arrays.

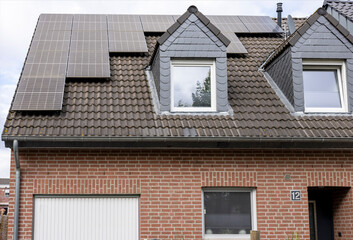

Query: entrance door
[[308, 190, 334, 240]]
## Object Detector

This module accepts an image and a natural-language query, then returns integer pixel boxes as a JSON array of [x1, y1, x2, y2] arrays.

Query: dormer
[[264, 8, 353, 114], [150, 6, 231, 113]]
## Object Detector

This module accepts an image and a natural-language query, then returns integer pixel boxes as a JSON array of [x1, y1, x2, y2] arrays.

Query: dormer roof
[[158, 6, 231, 47], [264, 7, 353, 67]]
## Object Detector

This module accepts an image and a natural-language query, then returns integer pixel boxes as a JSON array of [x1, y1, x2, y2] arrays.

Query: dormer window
[[149, 6, 231, 114], [303, 60, 347, 113], [171, 60, 216, 112]]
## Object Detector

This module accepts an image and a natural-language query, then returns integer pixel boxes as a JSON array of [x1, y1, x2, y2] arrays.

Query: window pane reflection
[[303, 70, 341, 108], [173, 66, 211, 108], [204, 192, 251, 235]]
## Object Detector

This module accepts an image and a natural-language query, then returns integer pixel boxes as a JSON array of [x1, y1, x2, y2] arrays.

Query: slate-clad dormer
[[150, 6, 230, 113], [265, 8, 353, 113]]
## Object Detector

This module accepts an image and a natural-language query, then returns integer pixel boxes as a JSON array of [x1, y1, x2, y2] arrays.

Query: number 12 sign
[[291, 190, 301, 201]]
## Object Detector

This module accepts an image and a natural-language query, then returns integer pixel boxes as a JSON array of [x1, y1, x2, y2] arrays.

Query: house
[[2, 1, 353, 240], [0, 179, 9, 215]]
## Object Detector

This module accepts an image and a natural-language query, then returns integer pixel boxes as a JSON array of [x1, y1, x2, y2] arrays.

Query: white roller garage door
[[34, 196, 139, 240]]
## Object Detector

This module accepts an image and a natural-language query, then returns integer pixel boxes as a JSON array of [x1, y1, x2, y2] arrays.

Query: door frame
[[309, 200, 318, 240]]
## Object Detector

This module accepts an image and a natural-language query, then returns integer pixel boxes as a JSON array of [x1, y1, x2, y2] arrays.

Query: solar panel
[[208, 16, 249, 33], [140, 15, 175, 32], [108, 31, 148, 52], [12, 92, 64, 111], [107, 15, 148, 53], [66, 15, 110, 78], [238, 16, 283, 33]]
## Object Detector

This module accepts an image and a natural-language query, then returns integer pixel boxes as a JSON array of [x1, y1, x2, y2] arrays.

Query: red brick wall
[[333, 188, 353, 239], [7, 149, 353, 240]]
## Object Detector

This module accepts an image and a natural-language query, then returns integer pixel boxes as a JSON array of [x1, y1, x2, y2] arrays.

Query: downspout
[[13, 140, 20, 240]]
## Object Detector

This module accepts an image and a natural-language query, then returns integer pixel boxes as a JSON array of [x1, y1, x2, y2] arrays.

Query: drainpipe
[[13, 140, 20, 240], [277, 2, 283, 27]]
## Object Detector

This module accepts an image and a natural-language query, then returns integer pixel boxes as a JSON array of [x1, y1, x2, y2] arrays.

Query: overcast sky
[[0, 0, 323, 178]]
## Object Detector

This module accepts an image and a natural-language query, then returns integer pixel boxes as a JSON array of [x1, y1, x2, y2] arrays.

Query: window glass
[[204, 191, 251, 235], [173, 66, 211, 108], [303, 70, 341, 109]]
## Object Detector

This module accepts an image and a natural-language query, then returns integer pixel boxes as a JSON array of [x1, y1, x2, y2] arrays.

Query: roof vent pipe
[[277, 2, 283, 27]]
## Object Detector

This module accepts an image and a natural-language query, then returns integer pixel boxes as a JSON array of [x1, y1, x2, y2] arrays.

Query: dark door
[[308, 190, 334, 240]]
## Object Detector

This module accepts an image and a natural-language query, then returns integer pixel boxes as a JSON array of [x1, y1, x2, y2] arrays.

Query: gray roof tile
[[326, 0, 353, 21]]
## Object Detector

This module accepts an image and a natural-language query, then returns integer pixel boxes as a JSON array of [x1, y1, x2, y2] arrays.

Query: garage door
[[34, 196, 139, 240]]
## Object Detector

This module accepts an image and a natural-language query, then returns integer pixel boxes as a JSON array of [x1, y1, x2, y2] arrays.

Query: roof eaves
[[4, 135, 353, 149]]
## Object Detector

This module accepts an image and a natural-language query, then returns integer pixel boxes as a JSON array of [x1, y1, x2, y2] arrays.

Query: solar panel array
[[67, 15, 110, 78], [107, 15, 148, 52], [12, 14, 73, 111], [12, 13, 283, 111]]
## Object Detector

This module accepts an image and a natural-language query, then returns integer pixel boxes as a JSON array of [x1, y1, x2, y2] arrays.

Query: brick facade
[[7, 149, 353, 240]]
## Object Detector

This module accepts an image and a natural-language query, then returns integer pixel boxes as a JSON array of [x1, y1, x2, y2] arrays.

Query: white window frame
[[202, 188, 257, 240], [171, 60, 217, 112], [302, 60, 348, 113]]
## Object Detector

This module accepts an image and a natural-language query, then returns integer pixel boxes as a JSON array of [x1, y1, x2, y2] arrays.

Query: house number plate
[[290, 190, 301, 201]]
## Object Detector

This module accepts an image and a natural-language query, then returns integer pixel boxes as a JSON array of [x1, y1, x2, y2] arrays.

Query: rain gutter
[[3, 136, 353, 148]]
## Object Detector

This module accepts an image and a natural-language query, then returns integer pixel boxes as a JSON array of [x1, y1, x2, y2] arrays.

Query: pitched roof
[[264, 7, 353, 67], [3, 26, 353, 147], [325, 0, 353, 21]]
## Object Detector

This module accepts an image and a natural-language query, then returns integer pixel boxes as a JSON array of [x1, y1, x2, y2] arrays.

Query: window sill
[[204, 234, 250, 240], [304, 108, 348, 113]]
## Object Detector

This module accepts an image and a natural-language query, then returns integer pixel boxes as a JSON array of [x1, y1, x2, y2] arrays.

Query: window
[[171, 60, 216, 112], [302, 60, 347, 113], [203, 188, 257, 239]]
